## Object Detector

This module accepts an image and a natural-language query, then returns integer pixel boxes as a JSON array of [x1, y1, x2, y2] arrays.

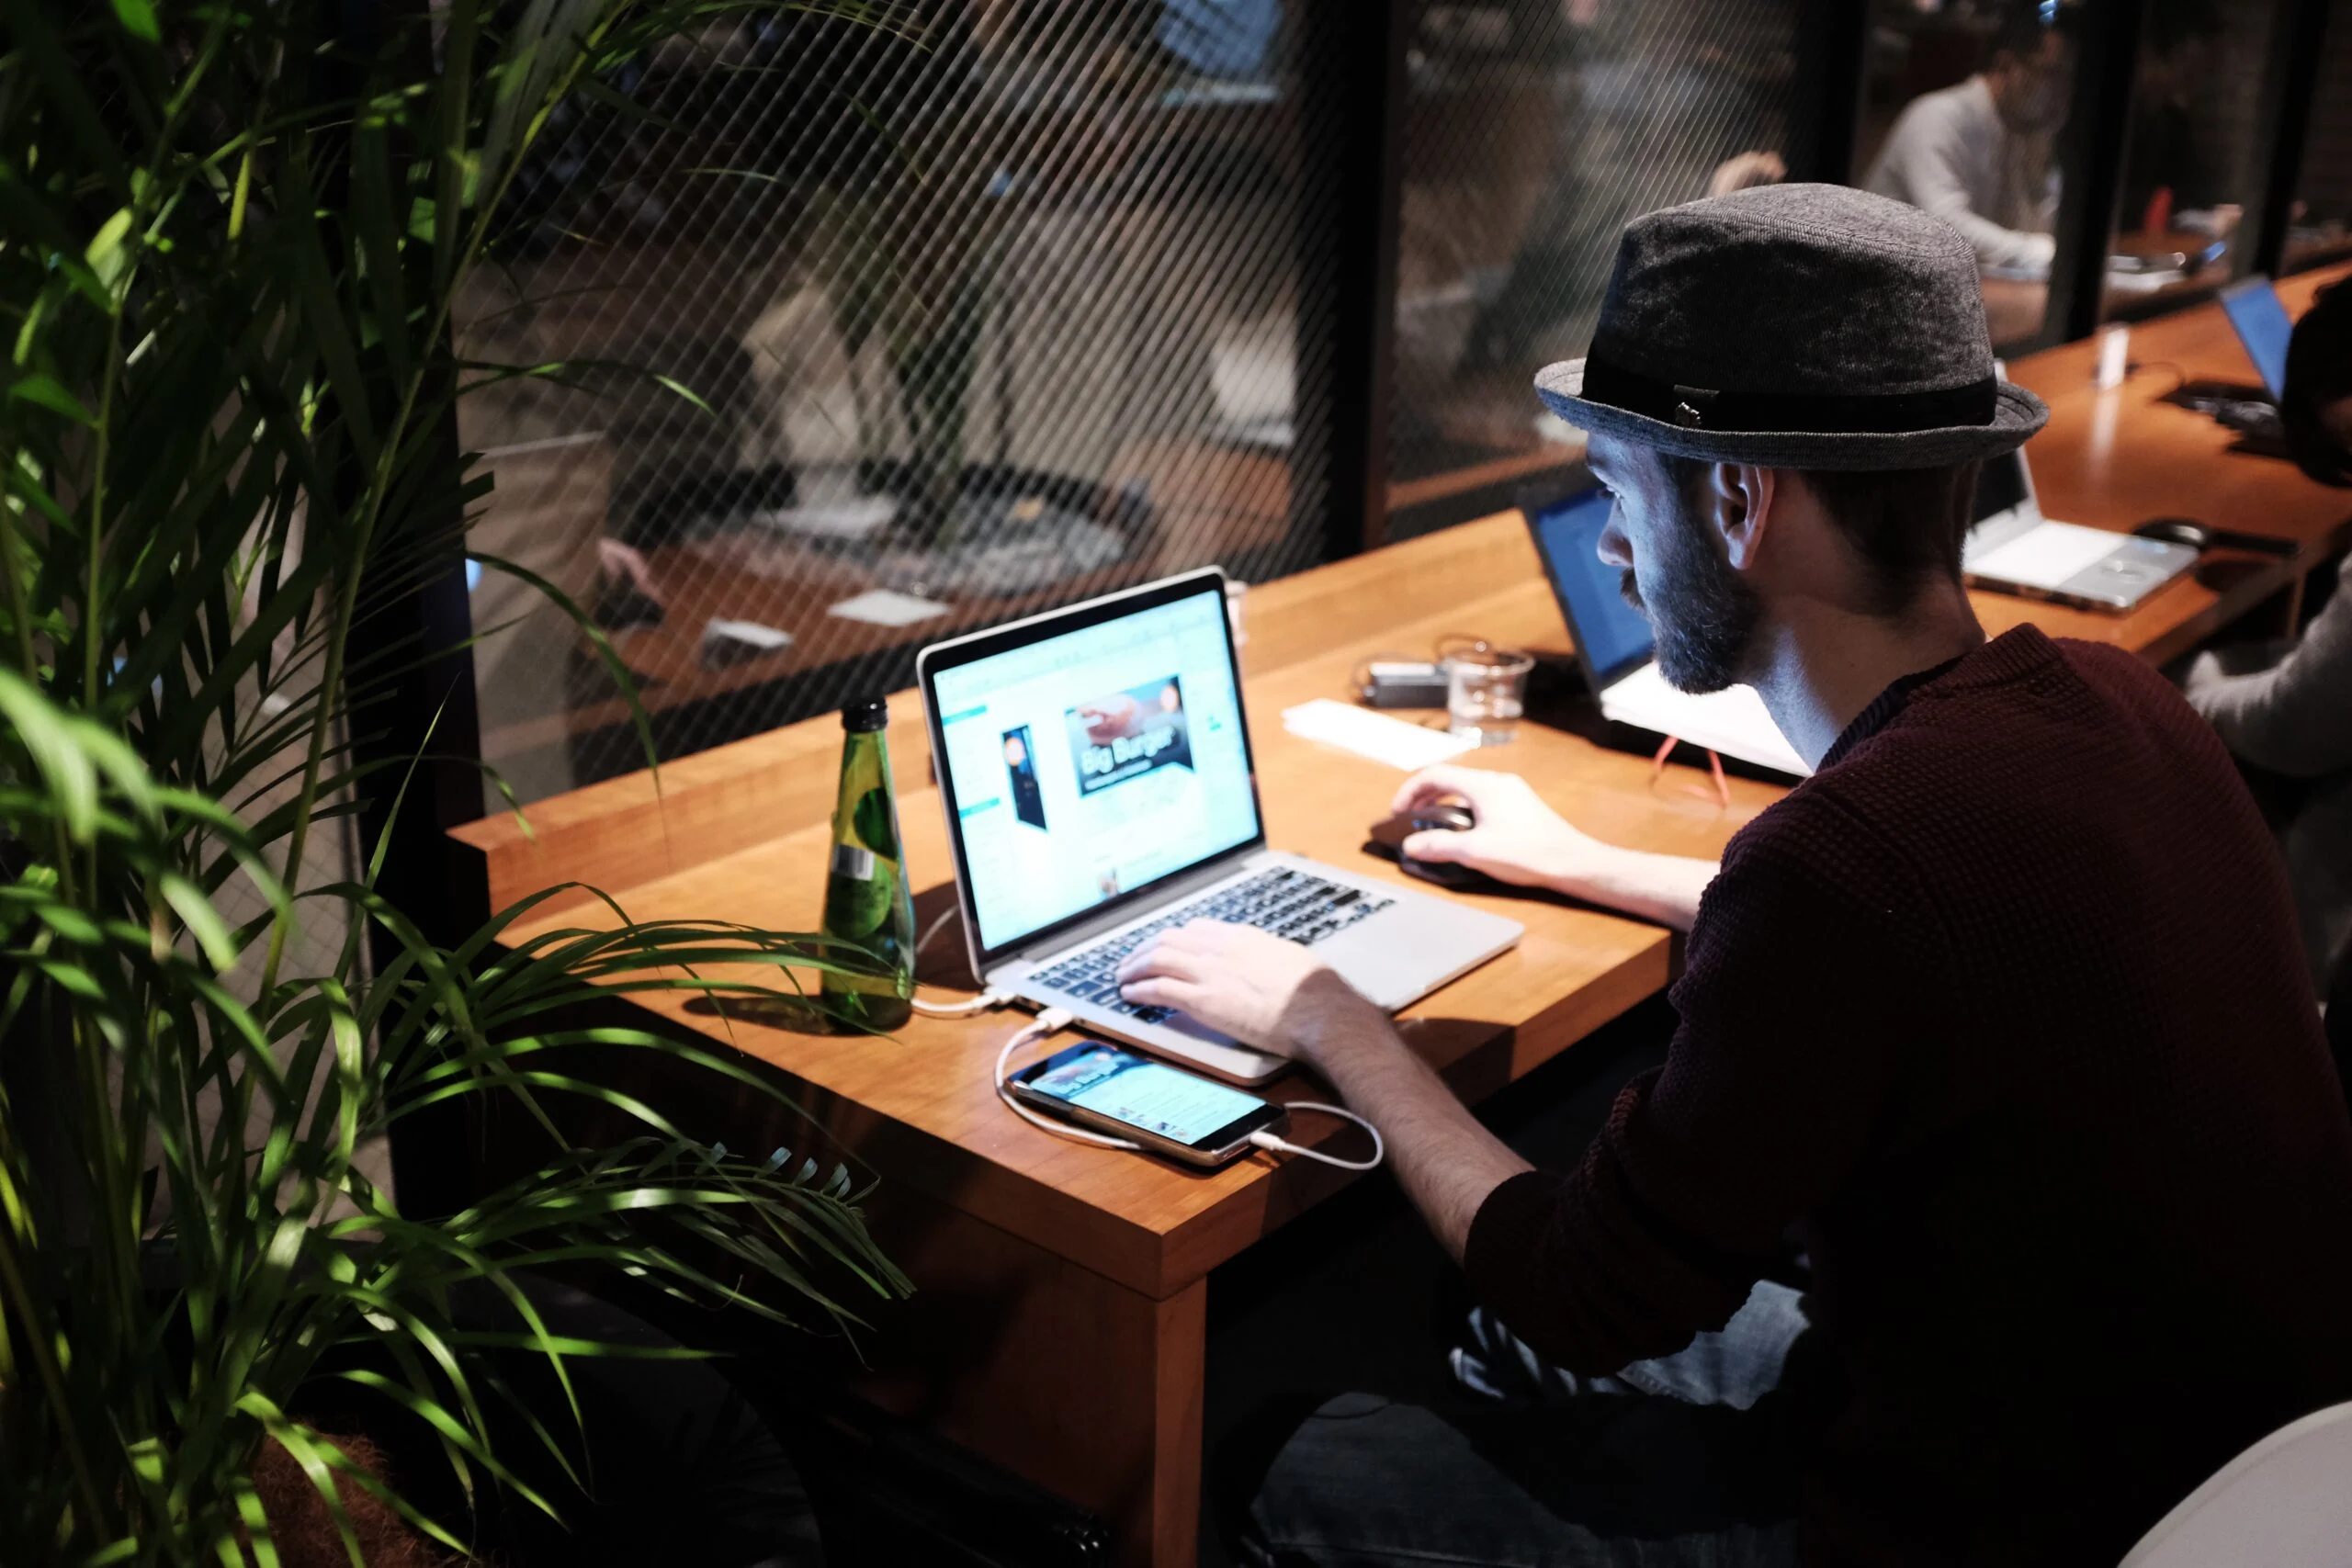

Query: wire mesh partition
[[1385, 0, 1807, 536], [456, 2, 1338, 806]]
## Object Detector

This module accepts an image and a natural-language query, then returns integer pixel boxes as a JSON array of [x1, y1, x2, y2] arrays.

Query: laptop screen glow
[[1532, 488, 1654, 688], [929, 587, 1261, 953], [2221, 276, 2293, 400]]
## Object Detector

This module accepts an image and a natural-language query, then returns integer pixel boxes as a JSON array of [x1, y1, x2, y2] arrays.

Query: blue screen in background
[[1533, 489, 1654, 684], [2222, 277, 2293, 400]]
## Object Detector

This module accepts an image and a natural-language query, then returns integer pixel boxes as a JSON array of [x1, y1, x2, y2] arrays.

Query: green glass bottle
[[819, 695, 916, 1031]]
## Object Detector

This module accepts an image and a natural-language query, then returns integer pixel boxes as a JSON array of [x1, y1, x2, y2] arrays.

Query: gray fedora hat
[[1535, 184, 2048, 470]]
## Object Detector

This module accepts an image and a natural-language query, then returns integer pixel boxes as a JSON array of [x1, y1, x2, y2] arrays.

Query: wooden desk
[[455, 516, 1778, 1565], [1984, 261, 2352, 665], [450, 263, 2352, 1567]]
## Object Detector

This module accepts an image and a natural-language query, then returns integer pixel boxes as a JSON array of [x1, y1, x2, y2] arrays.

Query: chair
[[2118, 1402, 2352, 1566]]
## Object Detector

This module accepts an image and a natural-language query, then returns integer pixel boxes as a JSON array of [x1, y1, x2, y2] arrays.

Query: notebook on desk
[[1524, 487, 1808, 778]]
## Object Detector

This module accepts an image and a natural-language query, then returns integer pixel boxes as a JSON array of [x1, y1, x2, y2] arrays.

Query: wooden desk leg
[[855, 1192, 1207, 1568]]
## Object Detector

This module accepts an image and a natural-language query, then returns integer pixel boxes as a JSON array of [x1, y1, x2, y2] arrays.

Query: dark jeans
[[1240, 1282, 1809, 1567]]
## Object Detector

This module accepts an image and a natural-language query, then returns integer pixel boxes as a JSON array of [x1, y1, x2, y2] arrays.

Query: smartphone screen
[[1014, 1042, 1278, 1152]]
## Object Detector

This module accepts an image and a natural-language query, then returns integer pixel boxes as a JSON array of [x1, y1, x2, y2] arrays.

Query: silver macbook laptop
[[917, 569, 1523, 1085], [1525, 487, 1808, 777], [1961, 443, 2196, 613]]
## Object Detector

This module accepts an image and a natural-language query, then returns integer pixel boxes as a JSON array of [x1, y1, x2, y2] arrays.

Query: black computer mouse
[[2132, 517, 2299, 558], [1365, 803, 1494, 891]]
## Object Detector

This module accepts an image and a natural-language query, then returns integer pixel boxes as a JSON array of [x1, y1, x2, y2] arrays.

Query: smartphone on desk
[[1008, 1041, 1285, 1168]]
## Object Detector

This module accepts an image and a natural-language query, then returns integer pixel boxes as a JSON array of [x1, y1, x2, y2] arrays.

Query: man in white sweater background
[[1865, 4, 2077, 277]]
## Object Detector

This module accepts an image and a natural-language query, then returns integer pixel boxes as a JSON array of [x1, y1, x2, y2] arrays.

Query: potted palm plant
[[0, 2, 910, 1562]]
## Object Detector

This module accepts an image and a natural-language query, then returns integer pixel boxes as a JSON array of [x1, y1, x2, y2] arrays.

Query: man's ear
[[1707, 462, 1778, 570]]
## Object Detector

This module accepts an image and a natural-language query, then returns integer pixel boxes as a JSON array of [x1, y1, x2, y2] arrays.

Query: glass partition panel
[[1855, 1, 2078, 349], [1387, 0, 1806, 537], [2103, 0, 2289, 319], [2285, 0, 2352, 272], [456, 2, 1335, 806]]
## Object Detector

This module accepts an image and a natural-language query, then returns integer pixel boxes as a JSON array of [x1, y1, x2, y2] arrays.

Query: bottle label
[[832, 842, 876, 880]]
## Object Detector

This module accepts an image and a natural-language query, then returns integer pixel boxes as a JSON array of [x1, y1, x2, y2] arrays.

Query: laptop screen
[[1530, 487, 1654, 689], [1972, 448, 2032, 525], [2221, 276, 2292, 400], [927, 581, 1261, 956]]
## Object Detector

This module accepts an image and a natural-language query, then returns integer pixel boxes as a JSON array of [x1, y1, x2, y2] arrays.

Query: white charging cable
[[1249, 1104, 1385, 1171], [993, 1010, 1385, 1170], [911, 987, 1011, 1018], [908, 907, 1012, 1017]]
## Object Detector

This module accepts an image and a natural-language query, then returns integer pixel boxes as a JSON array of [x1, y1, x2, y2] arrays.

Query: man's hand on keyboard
[[1114, 921, 1381, 1063]]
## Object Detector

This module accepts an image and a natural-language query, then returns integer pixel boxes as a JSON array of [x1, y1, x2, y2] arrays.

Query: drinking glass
[[1442, 642, 1534, 746]]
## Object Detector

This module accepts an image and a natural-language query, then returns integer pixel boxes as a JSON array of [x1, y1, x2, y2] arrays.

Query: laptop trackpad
[[1147, 1010, 1287, 1081]]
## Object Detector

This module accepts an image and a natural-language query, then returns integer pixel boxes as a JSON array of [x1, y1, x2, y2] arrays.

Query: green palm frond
[[0, 3, 910, 1562]]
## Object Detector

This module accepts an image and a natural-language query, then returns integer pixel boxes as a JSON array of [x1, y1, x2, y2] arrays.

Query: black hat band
[[1579, 354, 1999, 435]]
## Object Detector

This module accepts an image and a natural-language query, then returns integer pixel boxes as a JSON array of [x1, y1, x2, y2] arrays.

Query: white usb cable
[[907, 907, 1012, 1016], [1249, 1104, 1385, 1171], [910, 987, 1012, 1018], [993, 1011, 1385, 1170]]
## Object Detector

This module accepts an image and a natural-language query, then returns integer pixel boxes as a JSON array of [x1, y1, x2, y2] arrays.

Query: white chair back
[[2120, 1401, 2352, 1567]]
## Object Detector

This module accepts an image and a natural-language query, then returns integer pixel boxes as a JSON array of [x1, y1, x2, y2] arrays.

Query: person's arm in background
[[1867, 93, 2056, 276], [2185, 556, 2352, 778], [1387, 764, 1720, 931]]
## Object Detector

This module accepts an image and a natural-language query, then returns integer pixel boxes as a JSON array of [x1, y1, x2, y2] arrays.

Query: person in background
[[1865, 1, 2076, 276], [2184, 280, 2352, 994]]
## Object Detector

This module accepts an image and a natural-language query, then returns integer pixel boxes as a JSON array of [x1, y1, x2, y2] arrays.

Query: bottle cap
[[841, 695, 888, 733]]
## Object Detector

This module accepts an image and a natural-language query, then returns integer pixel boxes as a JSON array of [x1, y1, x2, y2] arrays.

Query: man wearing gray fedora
[[1120, 185, 2352, 1564]]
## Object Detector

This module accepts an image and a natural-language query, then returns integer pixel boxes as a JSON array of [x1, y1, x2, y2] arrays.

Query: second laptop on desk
[[917, 570, 1522, 1086], [1526, 487, 1809, 777]]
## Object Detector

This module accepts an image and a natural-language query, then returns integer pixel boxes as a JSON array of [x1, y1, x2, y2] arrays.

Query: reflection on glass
[[2284, 0, 2352, 272], [1856, 1, 2077, 348], [1388, 0, 1801, 531], [454, 3, 1318, 807], [2105, 0, 2286, 317]]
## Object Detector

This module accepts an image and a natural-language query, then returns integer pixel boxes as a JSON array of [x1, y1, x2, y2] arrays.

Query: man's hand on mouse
[[1389, 764, 1619, 892], [1115, 921, 1382, 1065]]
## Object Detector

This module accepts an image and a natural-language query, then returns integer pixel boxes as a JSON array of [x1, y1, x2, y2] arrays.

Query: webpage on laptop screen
[[932, 590, 1260, 954]]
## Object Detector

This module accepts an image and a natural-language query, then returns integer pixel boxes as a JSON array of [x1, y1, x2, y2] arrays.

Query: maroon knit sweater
[[1464, 626, 2352, 1566]]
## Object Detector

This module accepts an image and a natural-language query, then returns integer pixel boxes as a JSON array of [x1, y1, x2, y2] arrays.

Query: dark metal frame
[[1295, 0, 1412, 561], [2049, 0, 2149, 344], [1795, 0, 1872, 184]]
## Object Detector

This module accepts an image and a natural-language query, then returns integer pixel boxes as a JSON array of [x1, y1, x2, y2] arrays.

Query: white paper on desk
[[1598, 663, 1809, 777], [1968, 521, 2121, 590], [1282, 699, 1477, 771], [828, 588, 950, 626]]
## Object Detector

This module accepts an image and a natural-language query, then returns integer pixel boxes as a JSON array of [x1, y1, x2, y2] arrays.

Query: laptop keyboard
[[1029, 867, 1396, 1023]]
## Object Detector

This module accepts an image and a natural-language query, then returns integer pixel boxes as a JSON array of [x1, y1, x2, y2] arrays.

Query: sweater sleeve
[[2184, 556, 2352, 779], [1865, 92, 2055, 275], [1462, 795, 1933, 1374]]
